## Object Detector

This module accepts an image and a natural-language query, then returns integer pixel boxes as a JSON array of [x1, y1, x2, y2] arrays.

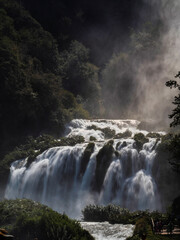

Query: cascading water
[[5, 119, 163, 218]]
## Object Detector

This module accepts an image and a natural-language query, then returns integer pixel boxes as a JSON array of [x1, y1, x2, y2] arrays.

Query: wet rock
[[93, 140, 114, 192], [89, 136, 97, 141], [79, 143, 95, 178], [134, 133, 149, 151], [146, 132, 161, 138], [114, 130, 132, 139]]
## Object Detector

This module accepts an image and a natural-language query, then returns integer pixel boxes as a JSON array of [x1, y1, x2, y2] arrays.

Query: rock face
[[133, 133, 149, 151], [79, 142, 95, 179], [93, 140, 114, 192], [4, 119, 180, 218]]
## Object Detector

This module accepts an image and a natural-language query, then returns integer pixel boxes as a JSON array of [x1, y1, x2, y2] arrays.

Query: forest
[[0, 0, 180, 240]]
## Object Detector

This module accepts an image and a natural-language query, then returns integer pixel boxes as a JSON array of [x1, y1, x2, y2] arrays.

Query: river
[[80, 221, 135, 240]]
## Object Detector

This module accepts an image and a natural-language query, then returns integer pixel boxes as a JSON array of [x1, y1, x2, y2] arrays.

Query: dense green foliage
[[59, 41, 103, 116], [83, 204, 180, 240], [157, 133, 180, 172], [127, 216, 180, 240], [19, 0, 150, 67], [101, 22, 163, 118], [166, 72, 180, 127], [82, 204, 165, 224], [0, 0, 106, 158], [163, 72, 180, 173], [0, 199, 94, 240], [82, 204, 134, 223]]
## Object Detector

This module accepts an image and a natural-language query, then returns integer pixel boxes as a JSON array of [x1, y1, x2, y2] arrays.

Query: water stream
[[5, 119, 163, 218], [80, 222, 135, 240]]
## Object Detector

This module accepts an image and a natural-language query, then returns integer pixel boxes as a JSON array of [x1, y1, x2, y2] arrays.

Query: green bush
[[157, 133, 180, 172], [133, 217, 148, 238], [0, 199, 94, 240], [0, 0, 90, 160]]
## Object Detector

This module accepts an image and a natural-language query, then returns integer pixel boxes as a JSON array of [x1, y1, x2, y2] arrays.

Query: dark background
[[19, 0, 155, 66]]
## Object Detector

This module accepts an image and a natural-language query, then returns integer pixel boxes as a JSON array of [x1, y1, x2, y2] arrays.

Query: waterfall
[[5, 119, 163, 218]]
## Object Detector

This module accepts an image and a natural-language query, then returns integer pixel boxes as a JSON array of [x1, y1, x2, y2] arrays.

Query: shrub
[[0, 199, 94, 240]]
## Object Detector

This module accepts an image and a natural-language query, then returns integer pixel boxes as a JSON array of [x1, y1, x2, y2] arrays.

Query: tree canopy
[[0, 0, 92, 156], [166, 72, 180, 127], [164, 72, 180, 173]]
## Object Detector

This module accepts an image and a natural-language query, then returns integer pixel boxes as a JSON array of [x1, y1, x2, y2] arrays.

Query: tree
[[166, 72, 180, 127], [0, 0, 89, 156], [59, 40, 102, 116], [165, 72, 180, 172]]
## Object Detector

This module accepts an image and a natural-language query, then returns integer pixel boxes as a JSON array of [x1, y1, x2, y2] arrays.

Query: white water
[[5, 119, 163, 218], [80, 222, 135, 240]]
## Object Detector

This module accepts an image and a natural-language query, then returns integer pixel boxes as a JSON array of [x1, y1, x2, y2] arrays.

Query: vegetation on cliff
[[83, 203, 180, 240], [0, 0, 103, 159], [0, 134, 85, 188]]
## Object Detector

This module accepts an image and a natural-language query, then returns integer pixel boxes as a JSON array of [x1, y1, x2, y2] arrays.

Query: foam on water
[[5, 119, 162, 218], [80, 222, 135, 240]]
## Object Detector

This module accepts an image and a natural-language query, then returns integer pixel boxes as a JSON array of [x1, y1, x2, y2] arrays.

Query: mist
[[101, 0, 180, 130]]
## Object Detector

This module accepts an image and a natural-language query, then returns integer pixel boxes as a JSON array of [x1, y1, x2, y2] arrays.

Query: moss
[[134, 133, 149, 151], [87, 126, 115, 139], [93, 140, 114, 192], [79, 142, 95, 178], [60, 135, 85, 146], [146, 132, 161, 138], [0, 199, 94, 240], [102, 128, 116, 139], [114, 130, 132, 139], [89, 136, 97, 141], [87, 125, 99, 131]]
